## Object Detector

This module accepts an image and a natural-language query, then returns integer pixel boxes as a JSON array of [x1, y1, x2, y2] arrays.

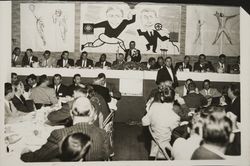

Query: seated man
[[12, 47, 22, 67], [199, 79, 221, 106], [112, 53, 125, 66], [59, 133, 91, 161], [57, 51, 74, 68], [191, 108, 233, 160], [39, 50, 56, 68], [214, 54, 229, 73], [26, 74, 38, 88], [92, 77, 111, 103], [49, 74, 68, 98], [12, 80, 35, 113], [4, 83, 28, 124], [225, 84, 240, 122], [183, 82, 207, 109], [229, 56, 240, 74], [95, 54, 111, 68], [174, 55, 192, 72], [175, 78, 193, 97], [124, 41, 141, 62], [21, 48, 38, 67], [141, 57, 157, 70], [11, 72, 18, 84], [30, 74, 58, 109], [75, 51, 93, 68], [193, 54, 214, 72], [154, 56, 165, 69], [67, 74, 85, 97], [21, 97, 110, 162]]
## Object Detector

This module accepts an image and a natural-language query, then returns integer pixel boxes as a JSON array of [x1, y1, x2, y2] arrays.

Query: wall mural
[[20, 3, 75, 51], [80, 2, 181, 54], [185, 6, 240, 56]]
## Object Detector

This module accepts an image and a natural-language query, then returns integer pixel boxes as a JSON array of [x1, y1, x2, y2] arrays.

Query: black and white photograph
[[0, 0, 249, 166]]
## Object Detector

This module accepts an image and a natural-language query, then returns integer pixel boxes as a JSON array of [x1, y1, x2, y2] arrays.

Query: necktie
[[83, 60, 86, 68], [55, 86, 58, 94], [150, 31, 153, 36]]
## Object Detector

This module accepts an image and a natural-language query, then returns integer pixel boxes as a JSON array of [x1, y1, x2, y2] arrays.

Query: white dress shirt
[[166, 67, 174, 81]]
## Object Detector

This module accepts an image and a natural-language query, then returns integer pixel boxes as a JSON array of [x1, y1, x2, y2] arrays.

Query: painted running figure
[[212, 11, 238, 45], [52, 9, 67, 42], [193, 19, 205, 44], [81, 6, 136, 51]]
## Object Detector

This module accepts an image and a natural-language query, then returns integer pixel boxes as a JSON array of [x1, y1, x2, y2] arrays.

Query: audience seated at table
[[67, 74, 85, 97], [75, 51, 94, 68], [174, 55, 192, 72], [12, 47, 22, 67], [156, 56, 178, 88], [125, 41, 141, 62], [39, 50, 57, 68], [26, 74, 38, 88], [183, 82, 208, 109], [21, 96, 110, 162], [48, 74, 68, 98], [22, 48, 38, 67], [95, 53, 111, 68], [30, 74, 58, 109], [57, 51, 74, 68], [193, 54, 214, 72], [59, 132, 91, 161], [214, 54, 229, 73], [141, 57, 158, 70], [12, 80, 35, 113]]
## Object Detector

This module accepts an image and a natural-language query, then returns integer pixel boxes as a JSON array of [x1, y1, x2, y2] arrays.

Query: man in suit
[[22, 48, 38, 67], [175, 78, 193, 97], [75, 51, 94, 68], [12, 80, 34, 113], [193, 54, 214, 72], [154, 56, 165, 69], [183, 82, 207, 109], [214, 54, 229, 73], [92, 79, 111, 104], [67, 74, 85, 97], [112, 53, 125, 66], [95, 54, 111, 68], [26, 74, 38, 88], [49, 74, 68, 98], [141, 57, 157, 70], [39, 50, 56, 68], [124, 41, 141, 62], [21, 97, 110, 162], [11, 72, 18, 84], [12, 47, 22, 67], [225, 84, 240, 122], [57, 51, 74, 68], [174, 56, 192, 72], [156, 56, 178, 88], [229, 56, 240, 74], [199, 79, 221, 106]]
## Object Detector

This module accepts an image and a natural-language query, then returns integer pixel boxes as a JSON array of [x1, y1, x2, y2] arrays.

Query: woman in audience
[[191, 107, 233, 160], [142, 87, 180, 159]]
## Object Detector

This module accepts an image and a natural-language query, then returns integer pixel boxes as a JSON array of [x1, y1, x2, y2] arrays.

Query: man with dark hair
[[95, 54, 111, 68], [60, 133, 91, 161], [125, 41, 141, 62], [154, 56, 165, 69], [229, 56, 240, 74], [11, 72, 18, 84], [12, 47, 22, 67], [49, 74, 68, 97], [21, 97, 110, 162], [26, 74, 37, 88], [22, 48, 38, 67], [30, 74, 58, 109], [191, 110, 233, 159], [67, 74, 85, 97], [156, 56, 178, 88], [225, 84, 240, 122], [183, 82, 207, 109], [193, 54, 214, 72], [174, 56, 192, 72], [39, 50, 56, 68], [57, 51, 74, 68], [112, 53, 125, 66], [175, 78, 194, 97], [75, 51, 94, 68], [214, 54, 229, 73], [141, 57, 157, 70]]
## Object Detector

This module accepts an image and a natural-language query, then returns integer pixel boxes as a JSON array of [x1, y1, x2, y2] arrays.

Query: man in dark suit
[[95, 54, 111, 68], [75, 51, 94, 68], [154, 56, 165, 69], [225, 84, 240, 122], [141, 57, 158, 70], [174, 55, 192, 72], [193, 54, 214, 72], [49, 74, 68, 98], [156, 56, 178, 88], [183, 82, 208, 109], [67, 74, 85, 97], [91, 82, 111, 104], [21, 97, 110, 162], [124, 41, 141, 62], [112, 53, 125, 66], [57, 51, 74, 68], [12, 47, 22, 67], [22, 48, 38, 67], [214, 54, 229, 73]]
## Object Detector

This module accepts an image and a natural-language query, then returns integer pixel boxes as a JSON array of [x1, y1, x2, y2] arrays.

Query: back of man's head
[[60, 133, 91, 161]]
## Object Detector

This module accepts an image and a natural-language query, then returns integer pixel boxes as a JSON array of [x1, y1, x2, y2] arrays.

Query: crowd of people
[[12, 46, 240, 73]]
